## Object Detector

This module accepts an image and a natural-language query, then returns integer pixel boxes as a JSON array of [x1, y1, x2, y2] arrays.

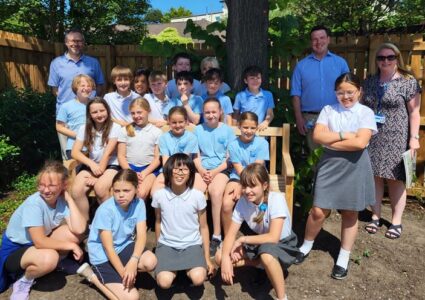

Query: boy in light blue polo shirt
[[56, 74, 95, 159], [202, 68, 233, 125], [163, 71, 203, 125], [233, 66, 275, 130], [166, 52, 202, 99]]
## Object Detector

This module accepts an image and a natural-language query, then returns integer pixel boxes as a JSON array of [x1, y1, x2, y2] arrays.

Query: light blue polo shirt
[[290, 51, 349, 112], [194, 123, 235, 170], [166, 79, 203, 99], [163, 95, 203, 117], [159, 130, 198, 156], [88, 197, 146, 265], [228, 136, 270, 180], [6, 192, 69, 245], [56, 99, 87, 150], [48, 53, 105, 114], [152, 187, 206, 249], [201, 91, 234, 116], [233, 88, 275, 123]]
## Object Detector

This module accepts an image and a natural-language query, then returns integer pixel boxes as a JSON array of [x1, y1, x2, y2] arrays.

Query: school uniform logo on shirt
[[178, 141, 187, 152], [125, 218, 137, 235], [218, 136, 227, 145]]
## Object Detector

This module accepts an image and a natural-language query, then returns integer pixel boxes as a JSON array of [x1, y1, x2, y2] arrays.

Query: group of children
[[0, 49, 377, 300]]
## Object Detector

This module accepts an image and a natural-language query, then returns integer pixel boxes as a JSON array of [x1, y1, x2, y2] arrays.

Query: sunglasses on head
[[376, 55, 397, 62]]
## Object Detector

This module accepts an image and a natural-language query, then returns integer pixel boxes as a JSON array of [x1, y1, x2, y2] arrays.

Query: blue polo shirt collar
[[308, 51, 335, 61], [65, 52, 84, 63], [244, 88, 264, 97]]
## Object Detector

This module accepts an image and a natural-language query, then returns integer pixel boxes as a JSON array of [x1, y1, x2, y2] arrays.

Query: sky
[[149, 0, 224, 15]]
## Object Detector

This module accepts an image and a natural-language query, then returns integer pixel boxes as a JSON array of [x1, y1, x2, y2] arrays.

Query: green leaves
[[0, 0, 150, 44], [0, 135, 20, 161]]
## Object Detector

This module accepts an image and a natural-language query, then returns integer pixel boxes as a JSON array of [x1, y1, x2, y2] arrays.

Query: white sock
[[336, 248, 350, 269], [299, 239, 314, 255], [212, 234, 222, 241]]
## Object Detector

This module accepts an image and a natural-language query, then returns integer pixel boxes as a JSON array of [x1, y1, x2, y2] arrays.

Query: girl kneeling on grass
[[152, 153, 215, 289], [216, 163, 299, 300], [0, 161, 86, 299], [87, 169, 157, 300], [71, 97, 121, 220]]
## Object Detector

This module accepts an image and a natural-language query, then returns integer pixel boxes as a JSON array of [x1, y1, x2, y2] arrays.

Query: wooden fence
[[1, 29, 425, 190]]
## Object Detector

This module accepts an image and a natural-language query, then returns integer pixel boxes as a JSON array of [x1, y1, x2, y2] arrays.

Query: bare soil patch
[[1, 202, 424, 300]]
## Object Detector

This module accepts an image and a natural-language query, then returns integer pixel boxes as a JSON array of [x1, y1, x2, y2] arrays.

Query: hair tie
[[259, 203, 268, 212]]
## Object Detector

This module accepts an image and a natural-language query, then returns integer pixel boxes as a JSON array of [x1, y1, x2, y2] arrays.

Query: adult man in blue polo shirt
[[291, 25, 349, 151], [48, 29, 105, 160]]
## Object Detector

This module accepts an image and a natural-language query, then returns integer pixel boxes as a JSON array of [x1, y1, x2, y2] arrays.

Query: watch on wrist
[[411, 134, 420, 140]]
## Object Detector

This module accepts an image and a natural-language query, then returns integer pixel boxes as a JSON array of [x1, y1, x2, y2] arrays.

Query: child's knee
[[310, 207, 328, 221], [156, 273, 174, 289], [140, 251, 157, 272], [222, 199, 234, 213], [39, 250, 60, 272], [127, 289, 140, 300], [188, 268, 206, 286]]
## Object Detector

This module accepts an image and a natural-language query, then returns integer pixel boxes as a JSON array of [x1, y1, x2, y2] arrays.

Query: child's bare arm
[[100, 229, 126, 276], [64, 191, 87, 234], [154, 208, 161, 242], [199, 208, 215, 276], [232, 110, 240, 126], [117, 142, 130, 169], [56, 121, 76, 138], [258, 109, 274, 131]]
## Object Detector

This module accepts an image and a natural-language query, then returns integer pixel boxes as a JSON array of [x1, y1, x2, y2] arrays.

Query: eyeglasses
[[172, 168, 190, 174], [376, 55, 397, 62], [335, 90, 357, 97]]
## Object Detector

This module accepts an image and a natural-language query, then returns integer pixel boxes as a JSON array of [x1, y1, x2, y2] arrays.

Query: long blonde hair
[[125, 98, 151, 137], [240, 163, 270, 224], [375, 43, 413, 78]]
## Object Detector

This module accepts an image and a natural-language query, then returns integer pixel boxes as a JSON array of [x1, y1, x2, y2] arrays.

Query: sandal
[[365, 219, 380, 234], [385, 224, 402, 239]]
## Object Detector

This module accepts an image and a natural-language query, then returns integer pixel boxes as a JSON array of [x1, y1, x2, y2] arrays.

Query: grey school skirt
[[313, 148, 375, 211], [154, 243, 206, 275], [244, 232, 299, 269]]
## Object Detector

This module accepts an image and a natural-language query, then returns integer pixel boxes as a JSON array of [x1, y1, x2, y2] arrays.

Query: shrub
[[0, 88, 59, 189]]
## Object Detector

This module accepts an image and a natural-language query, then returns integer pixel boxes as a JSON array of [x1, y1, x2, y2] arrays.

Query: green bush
[[0, 174, 37, 235], [0, 88, 59, 189]]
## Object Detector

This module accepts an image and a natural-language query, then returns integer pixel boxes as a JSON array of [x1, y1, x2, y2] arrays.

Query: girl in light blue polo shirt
[[194, 98, 236, 256], [222, 112, 269, 235], [152, 153, 215, 289], [0, 161, 86, 299], [151, 106, 203, 195], [87, 169, 157, 299]]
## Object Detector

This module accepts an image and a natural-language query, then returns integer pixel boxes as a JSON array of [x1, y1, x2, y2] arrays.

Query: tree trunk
[[225, 0, 269, 91]]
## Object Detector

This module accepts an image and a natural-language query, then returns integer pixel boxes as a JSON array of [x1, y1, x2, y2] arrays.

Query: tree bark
[[225, 0, 269, 91]]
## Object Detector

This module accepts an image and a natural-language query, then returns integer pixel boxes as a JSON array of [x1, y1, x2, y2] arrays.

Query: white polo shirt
[[152, 187, 206, 249], [144, 93, 169, 120]]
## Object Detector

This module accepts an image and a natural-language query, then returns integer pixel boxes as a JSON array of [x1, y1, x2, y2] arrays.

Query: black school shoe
[[331, 265, 348, 280], [294, 252, 309, 265]]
